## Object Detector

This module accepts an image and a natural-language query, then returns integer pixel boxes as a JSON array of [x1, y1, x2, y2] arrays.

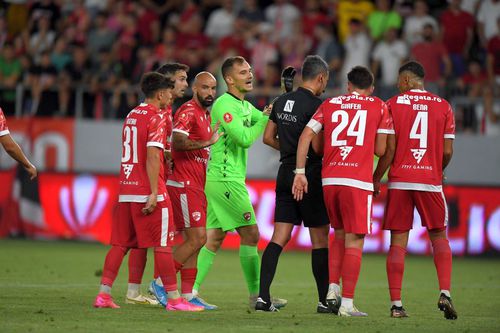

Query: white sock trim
[[441, 290, 451, 298], [391, 300, 403, 307]]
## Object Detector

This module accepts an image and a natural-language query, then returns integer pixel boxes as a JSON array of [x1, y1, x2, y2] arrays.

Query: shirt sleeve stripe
[[146, 142, 165, 149], [0, 129, 10, 137], [377, 129, 395, 134], [172, 129, 189, 136], [444, 134, 455, 139], [307, 119, 322, 133]]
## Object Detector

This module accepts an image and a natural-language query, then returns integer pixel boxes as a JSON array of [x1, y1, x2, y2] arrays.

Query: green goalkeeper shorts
[[205, 180, 257, 231]]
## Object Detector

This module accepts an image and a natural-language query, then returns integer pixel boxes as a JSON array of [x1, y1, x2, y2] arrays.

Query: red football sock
[[181, 268, 197, 295], [329, 237, 345, 284], [101, 246, 128, 286], [128, 248, 147, 284], [340, 247, 362, 299], [154, 247, 177, 292], [431, 238, 452, 291], [386, 245, 407, 301], [174, 260, 183, 273]]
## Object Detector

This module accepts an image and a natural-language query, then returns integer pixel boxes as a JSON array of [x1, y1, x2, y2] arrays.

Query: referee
[[256, 56, 331, 313]]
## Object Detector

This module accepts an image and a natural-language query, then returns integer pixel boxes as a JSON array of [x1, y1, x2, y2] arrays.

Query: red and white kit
[[167, 100, 212, 230], [308, 92, 393, 234], [112, 103, 174, 248], [0, 108, 9, 137], [384, 89, 455, 231]]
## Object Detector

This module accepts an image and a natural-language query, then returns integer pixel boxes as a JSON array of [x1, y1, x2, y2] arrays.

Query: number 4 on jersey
[[410, 112, 428, 164]]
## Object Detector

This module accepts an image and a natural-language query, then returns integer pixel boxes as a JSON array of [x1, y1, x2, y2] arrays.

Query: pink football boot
[[94, 292, 120, 308], [166, 298, 204, 312]]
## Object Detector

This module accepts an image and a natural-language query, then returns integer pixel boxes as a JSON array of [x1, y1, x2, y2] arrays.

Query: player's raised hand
[[142, 193, 157, 215], [209, 121, 224, 145], [292, 174, 308, 201], [25, 163, 37, 180], [263, 104, 273, 116]]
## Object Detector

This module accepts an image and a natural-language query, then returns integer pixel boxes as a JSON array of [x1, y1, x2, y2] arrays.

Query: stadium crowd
[[0, 0, 499, 132]]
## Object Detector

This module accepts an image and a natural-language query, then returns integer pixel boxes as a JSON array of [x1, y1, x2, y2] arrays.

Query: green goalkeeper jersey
[[207, 92, 269, 182]]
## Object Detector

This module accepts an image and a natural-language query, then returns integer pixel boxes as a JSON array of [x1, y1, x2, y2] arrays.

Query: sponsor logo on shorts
[[192, 212, 201, 222], [223, 113, 233, 123], [243, 212, 252, 221]]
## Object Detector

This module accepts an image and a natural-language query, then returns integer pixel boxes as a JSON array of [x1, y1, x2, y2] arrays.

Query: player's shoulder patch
[[223, 112, 233, 123], [396, 94, 411, 105], [329, 97, 342, 104]]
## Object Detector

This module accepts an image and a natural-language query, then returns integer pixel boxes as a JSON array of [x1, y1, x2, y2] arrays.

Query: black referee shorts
[[274, 163, 329, 228]]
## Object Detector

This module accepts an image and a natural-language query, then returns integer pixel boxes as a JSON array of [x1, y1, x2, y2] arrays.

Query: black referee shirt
[[269, 87, 323, 165]]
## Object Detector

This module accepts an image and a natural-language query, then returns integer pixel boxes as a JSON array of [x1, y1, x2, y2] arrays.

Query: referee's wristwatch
[[294, 168, 305, 174]]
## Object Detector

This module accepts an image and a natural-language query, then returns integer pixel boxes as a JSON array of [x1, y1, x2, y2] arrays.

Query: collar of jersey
[[409, 89, 427, 93], [226, 92, 244, 102]]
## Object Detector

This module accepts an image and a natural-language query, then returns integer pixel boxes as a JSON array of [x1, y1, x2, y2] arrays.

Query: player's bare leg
[[126, 248, 158, 305], [428, 228, 457, 320], [338, 233, 367, 317], [327, 229, 345, 313], [309, 225, 330, 313], [256, 222, 293, 312], [193, 228, 226, 294], [387, 231, 410, 318], [94, 246, 130, 308]]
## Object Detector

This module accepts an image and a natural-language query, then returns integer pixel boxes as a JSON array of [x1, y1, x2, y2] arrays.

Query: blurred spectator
[[0, 43, 22, 115], [403, 0, 439, 46], [367, 0, 402, 41], [63, 0, 91, 45], [85, 0, 110, 18], [460, 0, 481, 15], [411, 24, 452, 95], [218, 17, 251, 59], [135, 2, 160, 45], [314, 23, 342, 87], [5, 0, 29, 37], [337, 0, 374, 43], [27, 51, 57, 116], [477, 0, 500, 48], [484, 18, 500, 131], [440, 0, 475, 77], [29, 0, 60, 31], [87, 11, 116, 64], [28, 15, 56, 63], [177, 14, 210, 72], [265, 0, 300, 42], [280, 22, 313, 70], [0, 16, 8, 48], [302, 0, 331, 39], [238, 0, 265, 28], [50, 38, 72, 72], [154, 25, 177, 63], [340, 18, 372, 91], [372, 28, 408, 100], [205, 0, 235, 41], [251, 23, 279, 83], [113, 14, 138, 76], [456, 60, 488, 131]]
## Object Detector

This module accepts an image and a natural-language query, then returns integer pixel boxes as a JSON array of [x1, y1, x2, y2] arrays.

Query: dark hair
[[302, 55, 329, 81], [347, 66, 373, 89], [140, 72, 174, 98], [399, 61, 425, 79], [221, 56, 247, 79], [156, 62, 189, 78]]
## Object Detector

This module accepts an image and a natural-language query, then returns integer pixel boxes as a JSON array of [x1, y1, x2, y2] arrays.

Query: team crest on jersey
[[223, 113, 233, 123], [243, 212, 252, 221], [284, 100, 295, 112], [396, 95, 411, 105], [169, 231, 175, 241], [192, 212, 201, 222], [340, 146, 353, 160], [123, 164, 134, 179], [411, 149, 426, 164]]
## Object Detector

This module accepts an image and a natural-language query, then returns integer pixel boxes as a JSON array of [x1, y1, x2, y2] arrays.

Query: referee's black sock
[[259, 242, 283, 303], [311, 248, 329, 305]]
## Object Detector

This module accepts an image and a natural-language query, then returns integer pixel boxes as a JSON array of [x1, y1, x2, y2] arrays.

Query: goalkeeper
[[193, 56, 286, 309]]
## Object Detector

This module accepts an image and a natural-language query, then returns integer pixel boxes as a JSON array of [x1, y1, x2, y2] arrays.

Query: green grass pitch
[[1, 239, 499, 333]]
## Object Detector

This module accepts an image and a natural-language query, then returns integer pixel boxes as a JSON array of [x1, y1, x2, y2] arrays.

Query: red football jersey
[[386, 89, 455, 191], [308, 92, 393, 191], [169, 99, 212, 190], [119, 103, 168, 202], [163, 106, 173, 153], [0, 108, 9, 137]]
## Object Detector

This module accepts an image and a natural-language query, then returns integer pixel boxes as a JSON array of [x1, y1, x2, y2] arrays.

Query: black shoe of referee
[[317, 301, 332, 314], [255, 297, 279, 312]]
